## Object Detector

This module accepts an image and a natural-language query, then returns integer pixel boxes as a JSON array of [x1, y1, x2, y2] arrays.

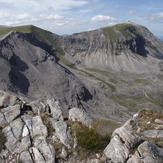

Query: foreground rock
[[0, 93, 95, 163], [69, 107, 92, 127], [0, 92, 163, 163], [47, 99, 63, 121], [50, 120, 72, 148], [103, 109, 163, 163], [1, 104, 21, 123]]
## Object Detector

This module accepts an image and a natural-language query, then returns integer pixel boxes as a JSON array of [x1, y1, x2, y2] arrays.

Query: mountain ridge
[[58, 22, 163, 74], [0, 22, 162, 122]]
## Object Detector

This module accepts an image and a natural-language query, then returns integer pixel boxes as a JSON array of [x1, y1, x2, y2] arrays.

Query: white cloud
[[128, 11, 136, 15], [0, 0, 89, 13], [142, 12, 163, 24], [150, 12, 163, 23], [0, 0, 90, 34], [79, 9, 91, 13], [91, 15, 117, 22], [46, 15, 64, 20], [0, 11, 75, 28]]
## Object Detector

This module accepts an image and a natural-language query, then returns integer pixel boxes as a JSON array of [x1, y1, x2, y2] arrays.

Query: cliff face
[[60, 23, 163, 73], [0, 31, 92, 111]]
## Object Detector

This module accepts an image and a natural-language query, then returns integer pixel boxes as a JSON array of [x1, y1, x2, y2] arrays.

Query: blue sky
[[0, 0, 163, 37]]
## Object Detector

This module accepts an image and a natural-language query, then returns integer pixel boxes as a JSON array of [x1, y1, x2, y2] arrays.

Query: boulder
[[20, 150, 34, 163], [112, 126, 141, 149], [51, 120, 71, 148], [103, 112, 142, 163], [31, 116, 48, 138], [69, 107, 92, 127], [103, 135, 130, 163], [138, 141, 163, 163], [47, 99, 63, 121], [142, 130, 163, 139], [0, 90, 18, 108], [1, 104, 21, 123]]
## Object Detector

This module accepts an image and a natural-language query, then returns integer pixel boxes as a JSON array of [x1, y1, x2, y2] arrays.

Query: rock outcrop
[[69, 107, 92, 127], [103, 109, 163, 163], [0, 91, 163, 163], [0, 91, 94, 163]]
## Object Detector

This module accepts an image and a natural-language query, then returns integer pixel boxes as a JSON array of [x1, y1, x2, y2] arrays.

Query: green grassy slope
[[0, 25, 64, 55], [102, 23, 140, 41]]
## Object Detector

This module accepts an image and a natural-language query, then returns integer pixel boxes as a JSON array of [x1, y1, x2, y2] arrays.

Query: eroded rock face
[[29, 100, 47, 114], [0, 95, 68, 163], [103, 110, 163, 163], [34, 137, 55, 163], [0, 31, 93, 110], [0, 112, 6, 126], [112, 126, 141, 149], [31, 116, 48, 138], [30, 147, 46, 163], [0, 94, 96, 163], [103, 116, 141, 162], [50, 120, 72, 148], [47, 99, 63, 121], [61, 23, 163, 74], [127, 155, 143, 163]]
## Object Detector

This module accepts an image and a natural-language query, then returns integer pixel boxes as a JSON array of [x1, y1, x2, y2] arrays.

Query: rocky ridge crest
[[59, 22, 163, 73], [0, 91, 163, 163]]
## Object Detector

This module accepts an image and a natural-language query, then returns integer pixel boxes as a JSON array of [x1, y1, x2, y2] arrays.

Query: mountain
[[0, 23, 163, 122], [0, 27, 92, 115], [59, 22, 163, 73], [0, 22, 163, 162]]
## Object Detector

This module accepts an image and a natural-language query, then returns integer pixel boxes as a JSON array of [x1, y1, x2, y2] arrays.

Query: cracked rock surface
[[103, 110, 163, 163], [0, 92, 94, 163]]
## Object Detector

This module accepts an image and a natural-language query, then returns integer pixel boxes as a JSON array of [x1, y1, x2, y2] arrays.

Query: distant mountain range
[[0, 22, 163, 122]]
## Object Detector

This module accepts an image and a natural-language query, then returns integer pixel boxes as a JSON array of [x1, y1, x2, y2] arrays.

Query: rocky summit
[[0, 22, 163, 162], [0, 92, 163, 163]]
